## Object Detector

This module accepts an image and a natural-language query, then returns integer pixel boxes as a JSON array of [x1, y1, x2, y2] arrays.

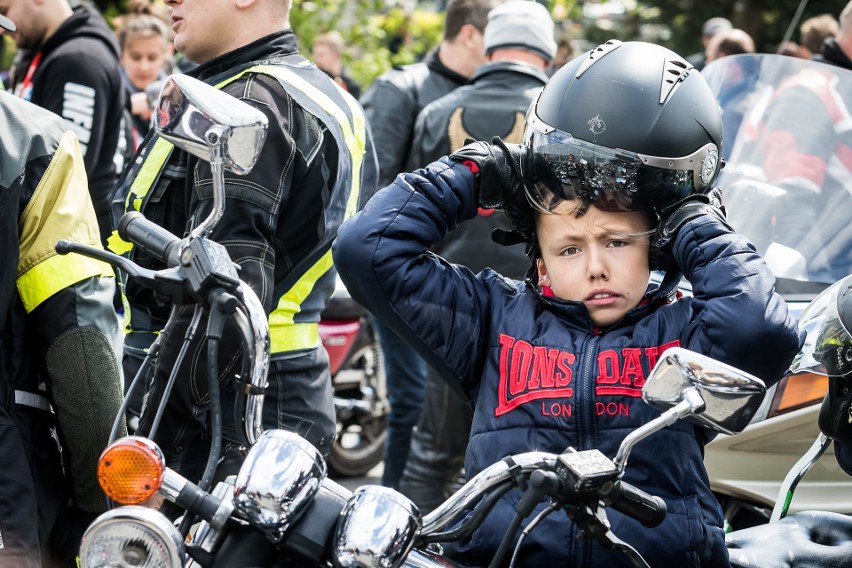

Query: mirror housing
[[643, 347, 766, 435], [154, 73, 268, 175]]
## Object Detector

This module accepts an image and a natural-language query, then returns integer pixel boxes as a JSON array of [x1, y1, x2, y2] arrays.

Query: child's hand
[[449, 137, 526, 209], [651, 187, 729, 252]]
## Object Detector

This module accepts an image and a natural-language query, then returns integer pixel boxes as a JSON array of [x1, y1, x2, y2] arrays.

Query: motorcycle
[[724, 273, 852, 567], [322, 277, 389, 477], [69, 73, 769, 568], [80, 346, 767, 568], [700, 52, 852, 530]]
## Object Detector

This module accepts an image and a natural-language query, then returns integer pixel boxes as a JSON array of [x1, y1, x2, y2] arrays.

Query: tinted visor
[[791, 276, 852, 377], [524, 115, 715, 215]]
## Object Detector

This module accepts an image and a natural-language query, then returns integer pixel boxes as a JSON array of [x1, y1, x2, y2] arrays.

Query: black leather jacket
[[360, 48, 468, 186], [408, 60, 549, 277], [112, 31, 377, 461]]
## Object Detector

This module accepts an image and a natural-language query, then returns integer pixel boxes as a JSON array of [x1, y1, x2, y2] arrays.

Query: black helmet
[[792, 275, 852, 444], [521, 40, 723, 219]]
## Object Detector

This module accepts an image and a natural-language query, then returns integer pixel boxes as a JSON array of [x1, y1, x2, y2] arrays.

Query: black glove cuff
[[652, 193, 730, 253]]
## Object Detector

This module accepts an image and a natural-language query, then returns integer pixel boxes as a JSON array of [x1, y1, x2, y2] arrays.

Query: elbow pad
[[47, 327, 126, 513]]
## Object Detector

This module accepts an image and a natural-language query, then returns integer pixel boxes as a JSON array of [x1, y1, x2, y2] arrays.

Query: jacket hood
[[41, 4, 119, 60]]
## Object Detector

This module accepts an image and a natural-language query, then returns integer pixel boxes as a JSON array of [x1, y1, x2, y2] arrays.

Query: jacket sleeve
[[672, 215, 804, 385], [18, 131, 125, 514], [333, 159, 492, 396], [360, 77, 417, 187]]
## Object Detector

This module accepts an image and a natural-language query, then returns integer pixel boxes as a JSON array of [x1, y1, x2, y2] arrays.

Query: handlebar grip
[[603, 480, 667, 528], [118, 211, 182, 267]]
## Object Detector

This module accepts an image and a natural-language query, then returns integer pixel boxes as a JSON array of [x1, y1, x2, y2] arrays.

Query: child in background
[[115, 1, 170, 152], [333, 40, 802, 566]]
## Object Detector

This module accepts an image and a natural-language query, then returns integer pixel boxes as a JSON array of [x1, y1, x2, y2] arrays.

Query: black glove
[[449, 137, 526, 209], [651, 187, 729, 253]]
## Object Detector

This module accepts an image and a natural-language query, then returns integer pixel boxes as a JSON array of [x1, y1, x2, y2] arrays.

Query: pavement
[[331, 462, 383, 492]]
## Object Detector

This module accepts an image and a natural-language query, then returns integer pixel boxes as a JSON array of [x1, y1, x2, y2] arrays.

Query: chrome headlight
[[79, 506, 185, 568], [333, 485, 422, 568], [233, 429, 326, 541]]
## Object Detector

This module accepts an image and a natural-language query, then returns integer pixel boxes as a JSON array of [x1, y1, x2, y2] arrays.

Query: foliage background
[[74, 0, 852, 88]]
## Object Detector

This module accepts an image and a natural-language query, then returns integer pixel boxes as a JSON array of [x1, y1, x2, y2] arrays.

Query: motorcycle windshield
[[791, 275, 852, 376], [703, 54, 852, 293]]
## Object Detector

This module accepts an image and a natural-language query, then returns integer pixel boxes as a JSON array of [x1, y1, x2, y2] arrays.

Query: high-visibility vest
[[110, 60, 371, 354]]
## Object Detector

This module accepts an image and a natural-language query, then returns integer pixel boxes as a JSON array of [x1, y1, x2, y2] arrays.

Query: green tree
[[637, 0, 848, 56], [291, 1, 443, 89]]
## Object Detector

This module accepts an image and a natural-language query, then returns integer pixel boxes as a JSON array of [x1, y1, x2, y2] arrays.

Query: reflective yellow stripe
[[269, 322, 320, 353], [123, 67, 363, 354], [127, 137, 174, 210], [17, 253, 113, 313], [269, 250, 333, 352], [109, 137, 175, 255], [107, 230, 134, 255], [249, 64, 366, 219]]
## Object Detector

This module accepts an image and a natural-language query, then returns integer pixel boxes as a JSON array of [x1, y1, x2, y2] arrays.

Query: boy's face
[[536, 202, 652, 327]]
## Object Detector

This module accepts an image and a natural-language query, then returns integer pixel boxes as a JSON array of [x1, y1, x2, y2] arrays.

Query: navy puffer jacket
[[333, 159, 803, 567]]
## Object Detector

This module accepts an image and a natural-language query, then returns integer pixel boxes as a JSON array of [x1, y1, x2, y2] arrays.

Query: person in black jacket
[[5, 0, 124, 248], [334, 41, 802, 566], [359, 0, 504, 490], [1, 16, 125, 566], [399, 0, 555, 513], [111, 0, 377, 482], [814, 1, 852, 70]]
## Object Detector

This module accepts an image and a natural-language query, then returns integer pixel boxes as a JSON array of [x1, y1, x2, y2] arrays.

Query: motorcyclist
[[1, 13, 125, 564], [731, 6, 852, 281], [110, 0, 378, 482], [333, 40, 802, 566]]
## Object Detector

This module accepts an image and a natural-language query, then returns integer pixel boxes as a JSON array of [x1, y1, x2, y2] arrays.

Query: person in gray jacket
[[359, 0, 504, 489], [399, 0, 556, 512]]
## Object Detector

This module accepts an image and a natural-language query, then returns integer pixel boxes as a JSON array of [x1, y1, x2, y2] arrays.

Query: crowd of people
[[1, 0, 851, 566]]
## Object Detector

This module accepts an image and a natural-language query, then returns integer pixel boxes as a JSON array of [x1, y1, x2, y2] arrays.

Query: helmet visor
[[791, 276, 852, 377], [524, 113, 719, 215]]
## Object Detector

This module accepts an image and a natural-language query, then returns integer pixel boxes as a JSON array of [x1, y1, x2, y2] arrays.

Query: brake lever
[[56, 239, 189, 303]]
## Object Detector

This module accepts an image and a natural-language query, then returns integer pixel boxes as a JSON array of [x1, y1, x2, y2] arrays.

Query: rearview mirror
[[154, 73, 268, 175], [643, 347, 766, 435]]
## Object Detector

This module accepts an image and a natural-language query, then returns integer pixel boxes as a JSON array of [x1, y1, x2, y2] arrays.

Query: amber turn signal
[[768, 371, 829, 417], [97, 436, 165, 505]]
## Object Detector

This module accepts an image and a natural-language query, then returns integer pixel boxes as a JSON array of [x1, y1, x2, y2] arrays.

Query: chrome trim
[[234, 283, 270, 445], [188, 478, 237, 559], [636, 142, 717, 176], [80, 506, 185, 568], [420, 452, 557, 536], [160, 468, 188, 502], [333, 486, 422, 568], [233, 430, 326, 541]]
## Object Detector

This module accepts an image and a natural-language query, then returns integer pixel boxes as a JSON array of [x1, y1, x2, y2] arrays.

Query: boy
[[333, 40, 802, 566]]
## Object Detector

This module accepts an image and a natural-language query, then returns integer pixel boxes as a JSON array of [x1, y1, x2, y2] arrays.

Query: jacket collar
[[816, 38, 852, 71], [470, 60, 549, 85], [423, 47, 469, 86], [191, 30, 300, 83]]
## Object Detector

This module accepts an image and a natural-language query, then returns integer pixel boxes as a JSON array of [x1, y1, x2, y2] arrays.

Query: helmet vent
[[576, 39, 623, 79], [659, 57, 693, 104]]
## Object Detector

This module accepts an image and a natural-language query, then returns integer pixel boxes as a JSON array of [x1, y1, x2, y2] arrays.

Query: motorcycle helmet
[[517, 39, 723, 225], [791, 275, 852, 446]]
